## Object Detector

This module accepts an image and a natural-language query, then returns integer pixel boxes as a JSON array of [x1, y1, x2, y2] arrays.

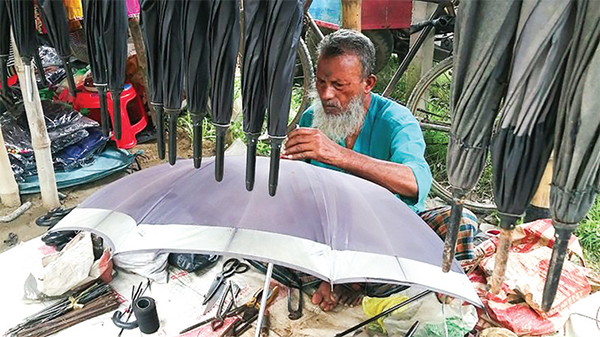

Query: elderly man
[[281, 29, 478, 311]]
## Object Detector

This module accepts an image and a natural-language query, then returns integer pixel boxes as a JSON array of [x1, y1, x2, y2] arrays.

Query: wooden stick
[[491, 228, 513, 294], [341, 0, 362, 31], [10, 31, 60, 210]]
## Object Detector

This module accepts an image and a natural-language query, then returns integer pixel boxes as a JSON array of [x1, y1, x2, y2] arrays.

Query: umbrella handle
[[152, 104, 166, 160], [490, 228, 513, 294], [268, 138, 284, 197], [97, 86, 110, 137], [62, 59, 77, 98], [34, 51, 48, 88], [191, 113, 204, 169], [245, 133, 259, 191], [542, 227, 573, 312], [112, 88, 124, 141], [442, 198, 463, 272], [166, 108, 179, 165], [214, 125, 229, 182]]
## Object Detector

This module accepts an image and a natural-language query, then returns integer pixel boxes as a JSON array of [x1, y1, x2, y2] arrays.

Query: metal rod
[[442, 197, 462, 272], [335, 290, 431, 337], [542, 227, 573, 312], [255, 263, 274, 337]]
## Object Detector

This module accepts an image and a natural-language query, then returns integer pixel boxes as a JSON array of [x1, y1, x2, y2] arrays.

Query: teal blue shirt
[[299, 93, 432, 213]]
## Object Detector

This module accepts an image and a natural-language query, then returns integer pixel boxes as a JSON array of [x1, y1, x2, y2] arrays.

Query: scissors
[[203, 258, 250, 306]]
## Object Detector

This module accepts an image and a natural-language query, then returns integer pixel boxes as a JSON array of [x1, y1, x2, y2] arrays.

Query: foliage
[[575, 196, 600, 269], [372, 54, 408, 103]]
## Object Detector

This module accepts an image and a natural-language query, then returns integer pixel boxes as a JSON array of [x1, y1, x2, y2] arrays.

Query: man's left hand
[[281, 128, 345, 165]]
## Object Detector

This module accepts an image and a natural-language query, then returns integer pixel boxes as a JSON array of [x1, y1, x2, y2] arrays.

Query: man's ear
[[364, 74, 377, 93]]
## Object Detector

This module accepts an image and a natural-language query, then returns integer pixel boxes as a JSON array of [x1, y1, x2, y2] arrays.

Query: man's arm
[[281, 128, 418, 198]]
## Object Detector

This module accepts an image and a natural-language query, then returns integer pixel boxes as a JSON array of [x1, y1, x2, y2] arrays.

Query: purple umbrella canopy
[[51, 156, 480, 306]]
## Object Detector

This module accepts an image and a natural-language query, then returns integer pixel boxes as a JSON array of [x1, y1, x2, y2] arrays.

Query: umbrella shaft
[[246, 135, 258, 191], [542, 227, 573, 312], [255, 263, 273, 337], [215, 126, 228, 182], [153, 104, 166, 160], [168, 110, 179, 165], [192, 116, 204, 169], [268, 139, 283, 197], [62, 59, 77, 98], [98, 88, 110, 137], [442, 198, 463, 272]]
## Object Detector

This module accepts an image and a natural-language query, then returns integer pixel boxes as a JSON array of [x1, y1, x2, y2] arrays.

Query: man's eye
[[333, 83, 345, 89]]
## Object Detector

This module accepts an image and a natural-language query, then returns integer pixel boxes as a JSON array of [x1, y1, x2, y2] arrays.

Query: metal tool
[[203, 258, 250, 307], [220, 286, 279, 337], [212, 281, 240, 330]]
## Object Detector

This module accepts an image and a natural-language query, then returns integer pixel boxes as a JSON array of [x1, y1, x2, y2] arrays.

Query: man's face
[[315, 54, 366, 115]]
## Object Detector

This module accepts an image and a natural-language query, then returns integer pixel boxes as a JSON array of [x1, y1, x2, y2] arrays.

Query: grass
[[575, 196, 600, 269]]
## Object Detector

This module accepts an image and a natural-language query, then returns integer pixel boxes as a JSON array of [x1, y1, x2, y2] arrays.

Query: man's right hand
[[281, 127, 345, 166]]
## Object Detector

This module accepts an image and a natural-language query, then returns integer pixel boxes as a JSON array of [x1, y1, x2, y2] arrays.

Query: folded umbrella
[[241, 0, 268, 191], [489, 0, 574, 294], [182, 0, 211, 169], [159, 0, 183, 166], [0, 0, 10, 95], [82, 0, 110, 137], [209, 0, 240, 181], [102, 0, 128, 141], [6, 0, 37, 102], [38, 0, 78, 97], [544, 0, 600, 312], [444, 0, 520, 271], [139, 0, 165, 160], [264, 0, 304, 196]]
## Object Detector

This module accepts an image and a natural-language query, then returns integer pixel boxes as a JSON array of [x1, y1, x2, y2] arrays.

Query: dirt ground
[[0, 129, 209, 254]]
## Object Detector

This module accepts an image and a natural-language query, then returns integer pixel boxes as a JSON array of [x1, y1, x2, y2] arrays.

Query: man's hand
[[281, 128, 345, 166]]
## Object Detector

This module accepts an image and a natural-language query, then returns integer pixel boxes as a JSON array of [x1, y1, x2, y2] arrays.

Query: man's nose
[[320, 84, 336, 101]]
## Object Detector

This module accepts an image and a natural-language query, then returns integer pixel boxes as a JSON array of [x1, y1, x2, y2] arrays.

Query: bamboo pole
[[341, 0, 362, 31], [0, 126, 21, 207], [11, 32, 60, 210]]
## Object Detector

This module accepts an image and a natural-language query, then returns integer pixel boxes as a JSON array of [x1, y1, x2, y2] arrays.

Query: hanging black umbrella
[[82, 0, 110, 137], [159, 0, 183, 166], [241, 0, 268, 191], [38, 0, 77, 97], [182, 0, 211, 169], [489, 1, 574, 294], [443, 0, 520, 271], [102, 0, 128, 141], [139, 0, 165, 160], [33, 46, 49, 88], [209, 0, 239, 181], [264, 0, 303, 196], [543, 0, 600, 312], [6, 0, 37, 102], [0, 0, 10, 96]]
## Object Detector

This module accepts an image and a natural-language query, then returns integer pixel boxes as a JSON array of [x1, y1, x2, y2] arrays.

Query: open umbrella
[[139, 0, 165, 160], [103, 0, 128, 141], [241, 0, 268, 191], [209, 0, 239, 181], [182, 0, 211, 169], [82, 0, 110, 137], [6, 0, 37, 102], [264, 0, 303, 196], [51, 156, 481, 308], [489, 0, 574, 294], [543, 0, 600, 312], [160, 0, 183, 166], [38, 0, 78, 97], [0, 0, 10, 96], [444, 0, 520, 271]]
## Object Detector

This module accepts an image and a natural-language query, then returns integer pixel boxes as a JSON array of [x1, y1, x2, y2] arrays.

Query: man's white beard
[[310, 90, 366, 143]]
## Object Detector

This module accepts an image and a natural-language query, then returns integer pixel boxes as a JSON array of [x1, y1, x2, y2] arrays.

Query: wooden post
[[531, 156, 553, 208], [405, 1, 436, 98], [11, 33, 60, 210], [0, 126, 20, 207], [341, 0, 362, 31]]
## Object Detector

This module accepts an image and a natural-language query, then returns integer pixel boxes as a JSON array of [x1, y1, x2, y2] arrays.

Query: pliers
[[219, 286, 279, 337]]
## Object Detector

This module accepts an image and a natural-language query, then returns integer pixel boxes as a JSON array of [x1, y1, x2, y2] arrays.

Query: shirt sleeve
[[389, 117, 432, 209]]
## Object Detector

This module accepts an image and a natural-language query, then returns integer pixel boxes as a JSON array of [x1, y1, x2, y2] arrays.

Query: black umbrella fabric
[[82, 0, 110, 137], [444, 0, 520, 271], [39, 0, 77, 97], [209, 0, 239, 181], [264, 0, 303, 196], [103, 0, 128, 141], [6, 0, 37, 102], [544, 0, 600, 312], [182, 0, 211, 169], [0, 0, 10, 96], [139, 0, 165, 160], [160, 0, 183, 166], [489, 0, 574, 294], [241, 0, 268, 191]]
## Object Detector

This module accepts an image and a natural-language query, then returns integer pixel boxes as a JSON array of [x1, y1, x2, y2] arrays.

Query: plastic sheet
[[54, 127, 108, 171]]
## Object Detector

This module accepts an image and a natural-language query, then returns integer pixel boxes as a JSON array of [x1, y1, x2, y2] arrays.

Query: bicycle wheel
[[286, 37, 314, 133], [407, 56, 496, 213]]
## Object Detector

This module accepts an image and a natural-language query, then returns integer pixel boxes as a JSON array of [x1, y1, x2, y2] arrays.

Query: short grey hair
[[317, 29, 376, 79]]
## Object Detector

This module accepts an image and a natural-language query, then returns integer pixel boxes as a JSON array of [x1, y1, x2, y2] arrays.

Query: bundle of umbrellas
[[139, 0, 303, 196], [447, 0, 600, 311], [82, 0, 128, 140]]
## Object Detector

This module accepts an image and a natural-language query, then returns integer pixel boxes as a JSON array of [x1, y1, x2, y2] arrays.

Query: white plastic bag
[[113, 251, 169, 283]]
